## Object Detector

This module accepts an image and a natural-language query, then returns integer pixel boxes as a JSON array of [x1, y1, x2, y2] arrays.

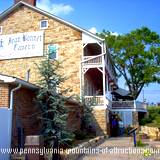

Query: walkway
[[78, 137, 160, 160]]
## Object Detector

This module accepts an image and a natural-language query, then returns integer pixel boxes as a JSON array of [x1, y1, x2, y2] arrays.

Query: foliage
[[76, 95, 96, 134], [139, 106, 160, 128], [98, 27, 160, 99], [36, 57, 74, 146], [136, 139, 146, 147]]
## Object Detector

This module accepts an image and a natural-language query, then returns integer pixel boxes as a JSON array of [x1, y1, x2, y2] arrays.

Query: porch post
[[102, 52, 106, 108]]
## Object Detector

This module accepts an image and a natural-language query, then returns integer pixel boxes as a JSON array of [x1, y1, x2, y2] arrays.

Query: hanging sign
[[0, 31, 44, 59]]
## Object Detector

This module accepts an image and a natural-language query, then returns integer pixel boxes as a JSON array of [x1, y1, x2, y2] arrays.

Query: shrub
[[139, 106, 160, 128], [136, 139, 145, 147]]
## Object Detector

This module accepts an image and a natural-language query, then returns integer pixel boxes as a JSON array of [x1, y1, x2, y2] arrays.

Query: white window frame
[[40, 20, 48, 29], [48, 44, 59, 60], [0, 26, 3, 34]]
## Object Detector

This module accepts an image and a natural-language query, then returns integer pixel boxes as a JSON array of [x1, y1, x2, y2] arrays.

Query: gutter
[[9, 84, 22, 150], [9, 84, 22, 110], [0, 74, 39, 90]]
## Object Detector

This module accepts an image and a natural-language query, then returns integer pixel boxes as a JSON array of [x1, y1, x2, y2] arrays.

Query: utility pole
[[142, 89, 144, 102]]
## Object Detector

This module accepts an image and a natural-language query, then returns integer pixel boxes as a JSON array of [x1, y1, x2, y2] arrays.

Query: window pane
[[41, 21, 47, 28], [48, 45, 57, 59]]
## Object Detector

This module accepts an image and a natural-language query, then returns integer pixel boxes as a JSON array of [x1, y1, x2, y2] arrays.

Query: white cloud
[[37, 0, 74, 16], [89, 27, 97, 34]]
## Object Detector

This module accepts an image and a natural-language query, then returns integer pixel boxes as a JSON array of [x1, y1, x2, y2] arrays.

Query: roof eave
[[0, 74, 39, 90]]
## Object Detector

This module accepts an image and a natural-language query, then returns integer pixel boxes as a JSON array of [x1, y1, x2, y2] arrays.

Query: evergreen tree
[[36, 57, 74, 147]]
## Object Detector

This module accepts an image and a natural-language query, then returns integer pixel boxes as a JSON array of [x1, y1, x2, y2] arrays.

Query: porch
[[83, 67, 112, 108], [82, 44, 116, 83], [82, 42, 117, 108]]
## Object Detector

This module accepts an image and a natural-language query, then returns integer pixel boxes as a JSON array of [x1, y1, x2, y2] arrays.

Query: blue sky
[[0, 0, 160, 103]]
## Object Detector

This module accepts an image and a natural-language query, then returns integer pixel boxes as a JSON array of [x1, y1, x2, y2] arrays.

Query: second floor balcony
[[82, 54, 103, 66]]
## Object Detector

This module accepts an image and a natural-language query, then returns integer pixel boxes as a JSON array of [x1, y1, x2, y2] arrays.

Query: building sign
[[0, 31, 44, 59]]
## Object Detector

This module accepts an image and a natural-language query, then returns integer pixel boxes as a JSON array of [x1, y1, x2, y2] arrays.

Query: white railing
[[135, 101, 147, 110], [112, 100, 147, 111], [82, 54, 104, 65], [112, 101, 134, 109], [85, 96, 104, 106]]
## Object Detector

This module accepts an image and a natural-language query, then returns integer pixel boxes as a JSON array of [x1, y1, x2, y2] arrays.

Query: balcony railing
[[112, 100, 147, 111], [135, 101, 147, 110], [112, 101, 134, 109], [82, 54, 103, 66], [85, 96, 104, 106]]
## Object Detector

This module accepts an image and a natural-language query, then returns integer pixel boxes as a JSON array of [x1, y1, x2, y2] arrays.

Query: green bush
[[139, 106, 160, 128], [136, 139, 145, 147]]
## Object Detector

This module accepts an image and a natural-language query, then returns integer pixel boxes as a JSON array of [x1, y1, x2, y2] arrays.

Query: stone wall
[[0, 5, 82, 97], [92, 108, 108, 136], [140, 126, 160, 140], [132, 111, 139, 126]]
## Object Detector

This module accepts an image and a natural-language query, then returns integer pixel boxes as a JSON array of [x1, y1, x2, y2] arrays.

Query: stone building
[[0, 1, 147, 159], [0, 0, 117, 154]]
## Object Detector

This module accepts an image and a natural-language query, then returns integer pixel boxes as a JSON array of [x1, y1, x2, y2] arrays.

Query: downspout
[[9, 84, 22, 109], [9, 84, 22, 151]]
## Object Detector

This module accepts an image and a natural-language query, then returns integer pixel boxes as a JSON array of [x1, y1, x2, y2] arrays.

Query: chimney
[[14, 0, 36, 6]]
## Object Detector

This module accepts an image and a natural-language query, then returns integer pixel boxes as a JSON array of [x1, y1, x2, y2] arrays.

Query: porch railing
[[135, 101, 147, 110], [112, 100, 147, 111], [82, 54, 103, 66], [85, 96, 104, 106], [112, 101, 134, 109]]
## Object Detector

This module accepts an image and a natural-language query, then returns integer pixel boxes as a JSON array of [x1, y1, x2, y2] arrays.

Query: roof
[[0, 73, 39, 90], [112, 88, 130, 96], [0, 1, 104, 42]]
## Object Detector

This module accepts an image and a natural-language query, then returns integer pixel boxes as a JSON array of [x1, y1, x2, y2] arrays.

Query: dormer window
[[40, 20, 48, 29], [0, 26, 2, 34]]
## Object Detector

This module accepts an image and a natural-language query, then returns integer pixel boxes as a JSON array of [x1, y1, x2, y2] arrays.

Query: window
[[0, 26, 2, 34], [40, 20, 48, 29], [48, 44, 58, 60]]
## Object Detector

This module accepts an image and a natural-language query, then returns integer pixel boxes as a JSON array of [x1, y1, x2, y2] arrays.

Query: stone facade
[[132, 111, 139, 126], [92, 108, 108, 135], [0, 5, 82, 97], [0, 2, 111, 141]]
